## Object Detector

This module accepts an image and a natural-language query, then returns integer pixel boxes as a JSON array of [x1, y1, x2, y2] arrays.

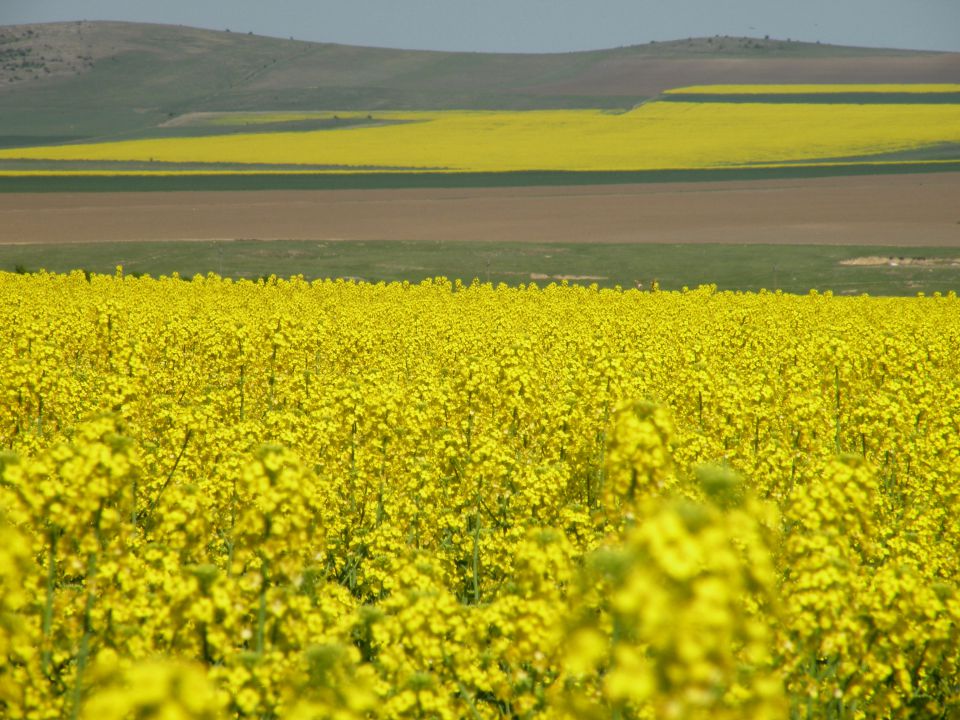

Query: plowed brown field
[[2, 173, 959, 246]]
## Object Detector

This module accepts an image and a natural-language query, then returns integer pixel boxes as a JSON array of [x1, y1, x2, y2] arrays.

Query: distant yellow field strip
[[2, 103, 960, 172], [2, 158, 959, 178], [665, 83, 960, 94], [0, 169, 416, 176], [207, 112, 334, 126]]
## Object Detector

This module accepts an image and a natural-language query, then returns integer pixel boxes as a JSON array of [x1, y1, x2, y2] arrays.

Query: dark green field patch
[[0, 134, 89, 148], [1, 162, 959, 192], [750, 143, 960, 165], [139, 116, 417, 139]]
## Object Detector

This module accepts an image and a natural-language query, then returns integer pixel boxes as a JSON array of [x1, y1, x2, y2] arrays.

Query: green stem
[[226, 478, 238, 576], [834, 365, 842, 451], [69, 548, 99, 720], [466, 408, 474, 452], [456, 679, 484, 720], [41, 526, 59, 678], [256, 556, 269, 655], [144, 428, 193, 525], [130, 476, 138, 528], [471, 495, 482, 605], [238, 363, 245, 421], [268, 339, 278, 410]]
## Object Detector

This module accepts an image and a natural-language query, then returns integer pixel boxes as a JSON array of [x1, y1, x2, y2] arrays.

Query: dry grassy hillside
[[1, 21, 957, 142]]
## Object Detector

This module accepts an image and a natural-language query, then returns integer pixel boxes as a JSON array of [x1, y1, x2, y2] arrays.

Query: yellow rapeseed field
[[2, 101, 959, 172], [665, 83, 960, 94], [2, 271, 960, 718]]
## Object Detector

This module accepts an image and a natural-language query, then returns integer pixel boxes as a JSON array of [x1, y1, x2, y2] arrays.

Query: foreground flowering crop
[[2, 272, 960, 719]]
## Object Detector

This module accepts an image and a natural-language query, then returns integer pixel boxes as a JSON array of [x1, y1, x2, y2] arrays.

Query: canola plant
[[2, 271, 960, 719]]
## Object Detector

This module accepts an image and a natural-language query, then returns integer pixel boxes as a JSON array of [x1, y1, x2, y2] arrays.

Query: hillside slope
[[1, 21, 958, 142]]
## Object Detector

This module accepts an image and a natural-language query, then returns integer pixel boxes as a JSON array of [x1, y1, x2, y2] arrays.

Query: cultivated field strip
[[2, 174, 958, 248], [2, 84, 959, 175]]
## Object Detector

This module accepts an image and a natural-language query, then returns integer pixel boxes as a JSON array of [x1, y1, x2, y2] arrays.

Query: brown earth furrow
[[1, 173, 959, 246]]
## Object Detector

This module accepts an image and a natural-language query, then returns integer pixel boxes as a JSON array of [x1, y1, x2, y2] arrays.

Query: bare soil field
[[1, 173, 959, 247], [840, 255, 960, 267]]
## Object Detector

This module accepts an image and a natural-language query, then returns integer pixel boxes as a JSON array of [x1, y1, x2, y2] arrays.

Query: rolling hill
[[1, 21, 958, 145]]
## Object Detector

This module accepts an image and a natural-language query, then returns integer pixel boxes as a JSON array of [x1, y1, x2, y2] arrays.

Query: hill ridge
[[4, 19, 945, 58], [1, 21, 957, 140]]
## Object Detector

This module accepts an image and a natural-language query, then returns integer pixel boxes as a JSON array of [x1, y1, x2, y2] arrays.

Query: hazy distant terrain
[[2, 21, 958, 142], [1, 21, 958, 291]]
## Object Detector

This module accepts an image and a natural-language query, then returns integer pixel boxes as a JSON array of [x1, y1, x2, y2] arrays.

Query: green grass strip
[[3, 240, 959, 297]]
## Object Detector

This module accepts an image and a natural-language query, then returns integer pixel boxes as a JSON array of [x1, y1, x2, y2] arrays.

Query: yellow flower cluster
[[665, 84, 960, 94], [2, 272, 960, 718], [2, 98, 959, 173]]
